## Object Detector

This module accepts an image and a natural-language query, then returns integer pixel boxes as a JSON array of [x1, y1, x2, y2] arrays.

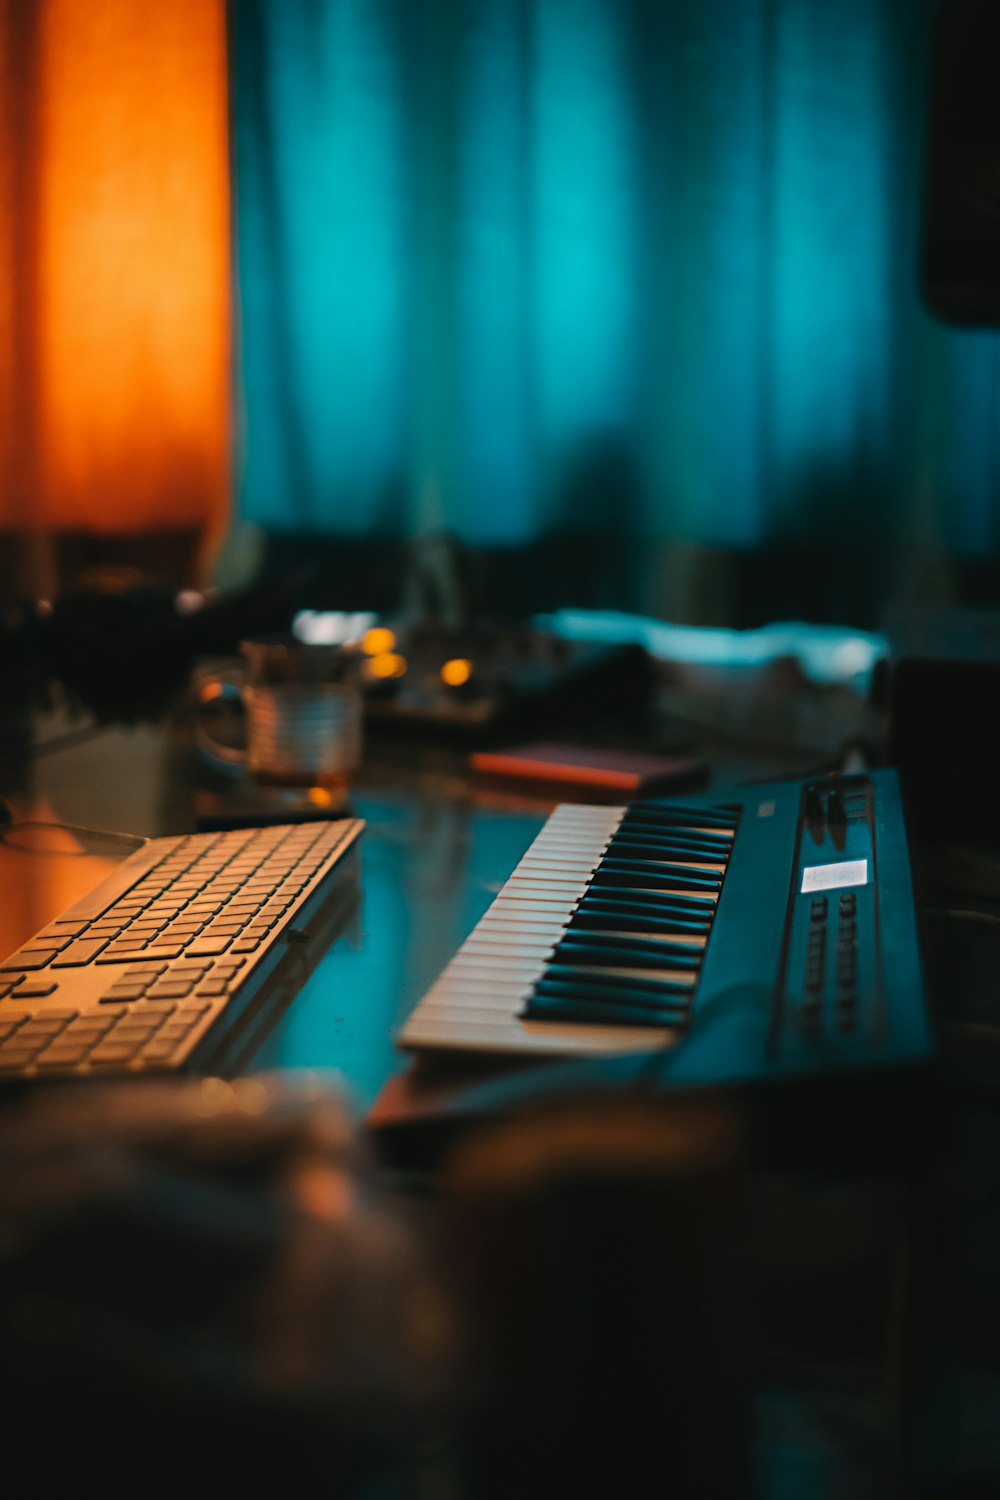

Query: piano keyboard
[[398, 770, 932, 1085]]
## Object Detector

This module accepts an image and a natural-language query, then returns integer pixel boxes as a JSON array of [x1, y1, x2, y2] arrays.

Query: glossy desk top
[[7, 706, 1000, 1490], [0, 713, 555, 1108]]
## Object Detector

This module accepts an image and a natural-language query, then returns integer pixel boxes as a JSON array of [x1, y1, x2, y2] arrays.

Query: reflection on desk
[[248, 792, 545, 1104], [2, 706, 1000, 1493]]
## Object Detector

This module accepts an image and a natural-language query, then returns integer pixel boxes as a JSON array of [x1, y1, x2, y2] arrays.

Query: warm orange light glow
[[362, 626, 396, 656], [0, 6, 15, 527], [367, 652, 407, 681], [0, 0, 231, 550], [292, 1164, 355, 1224], [440, 657, 473, 688], [307, 786, 334, 808]]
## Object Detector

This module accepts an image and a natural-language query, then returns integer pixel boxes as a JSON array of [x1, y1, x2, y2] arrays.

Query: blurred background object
[[0, 1073, 456, 1489], [2, 0, 1000, 629], [439, 1092, 752, 1498]]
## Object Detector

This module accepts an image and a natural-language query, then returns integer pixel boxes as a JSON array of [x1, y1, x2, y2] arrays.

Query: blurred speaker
[[886, 608, 1000, 843], [921, 0, 1000, 325]]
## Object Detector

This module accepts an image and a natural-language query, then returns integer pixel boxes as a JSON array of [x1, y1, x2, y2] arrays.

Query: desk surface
[[5, 702, 1000, 1490], [0, 714, 560, 1109]]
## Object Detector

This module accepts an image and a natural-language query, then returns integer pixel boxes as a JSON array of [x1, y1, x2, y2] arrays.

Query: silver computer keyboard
[[0, 818, 363, 1079]]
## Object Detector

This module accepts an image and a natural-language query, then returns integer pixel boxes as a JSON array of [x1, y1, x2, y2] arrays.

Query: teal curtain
[[230, 0, 1000, 616]]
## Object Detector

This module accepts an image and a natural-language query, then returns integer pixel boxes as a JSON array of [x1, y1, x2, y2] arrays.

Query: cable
[[926, 906, 1000, 929], [31, 722, 111, 757], [0, 801, 148, 855]]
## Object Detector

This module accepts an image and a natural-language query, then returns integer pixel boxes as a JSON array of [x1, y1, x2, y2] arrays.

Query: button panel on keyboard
[[778, 777, 882, 1057]]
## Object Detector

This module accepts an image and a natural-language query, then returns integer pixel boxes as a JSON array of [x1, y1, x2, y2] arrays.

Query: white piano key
[[398, 796, 731, 1057]]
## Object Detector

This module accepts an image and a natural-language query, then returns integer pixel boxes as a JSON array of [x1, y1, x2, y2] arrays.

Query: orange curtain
[[0, 0, 230, 582]]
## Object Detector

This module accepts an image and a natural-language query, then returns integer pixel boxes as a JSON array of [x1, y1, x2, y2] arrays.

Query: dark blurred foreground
[[0, 1072, 957, 1498]]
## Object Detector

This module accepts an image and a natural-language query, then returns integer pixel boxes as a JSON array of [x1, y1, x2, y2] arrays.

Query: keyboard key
[[140, 1041, 185, 1063], [64, 1024, 112, 1044], [0, 1051, 44, 1071], [0, 1025, 45, 1050], [13, 1034, 58, 1056], [553, 937, 702, 971], [158, 1022, 196, 1041], [114, 1026, 160, 1046], [38, 1047, 91, 1068], [88, 1044, 141, 1065], [15, 981, 60, 999], [523, 994, 690, 1028], [101, 982, 150, 1001], [52, 938, 111, 967], [184, 938, 232, 957], [0, 950, 58, 971], [26, 934, 74, 953]]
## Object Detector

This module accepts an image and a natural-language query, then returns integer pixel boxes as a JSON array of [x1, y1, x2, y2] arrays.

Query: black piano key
[[522, 993, 690, 1028], [553, 936, 703, 971], [576, 903, 715, 931], [543, 964, 693, 998], [529, 977, 692, 1014], [622, 804, 738, 829], [608, 835, 733, 862], [599, 864, 722, 882], [605, 834, 731, 858], [579, 889, 715, 915], [589, 868, 722, 894], [570, 910, 713, 937], [620, 820, 730, 839]]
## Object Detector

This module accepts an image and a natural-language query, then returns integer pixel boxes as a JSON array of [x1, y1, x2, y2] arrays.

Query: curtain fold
[[3, 1, 999, 617], [232, 0, 1000, 617]]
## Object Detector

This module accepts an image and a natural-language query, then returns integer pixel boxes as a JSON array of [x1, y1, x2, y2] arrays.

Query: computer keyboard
[[0, 818, 363, 1080]]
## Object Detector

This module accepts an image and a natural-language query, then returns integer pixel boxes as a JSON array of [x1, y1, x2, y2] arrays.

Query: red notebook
[[469, 741, 706, 798]]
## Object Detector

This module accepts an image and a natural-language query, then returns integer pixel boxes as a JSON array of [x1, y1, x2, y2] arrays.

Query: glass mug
[[196, 639, 364, 791]]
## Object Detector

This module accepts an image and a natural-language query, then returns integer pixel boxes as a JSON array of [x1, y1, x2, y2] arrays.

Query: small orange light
[[441, 657, 473, 688], [362, 627, 396, 656], [307, 786, 334, 808], [368, 651, 407, 680], [292, 1164, 355, 1223]]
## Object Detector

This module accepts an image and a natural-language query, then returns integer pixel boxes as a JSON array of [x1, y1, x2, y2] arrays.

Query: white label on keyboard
[[801, 859, 868, 894]]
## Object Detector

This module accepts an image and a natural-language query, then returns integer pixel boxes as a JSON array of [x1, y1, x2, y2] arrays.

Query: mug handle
[[195, 671, 247, 777]]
